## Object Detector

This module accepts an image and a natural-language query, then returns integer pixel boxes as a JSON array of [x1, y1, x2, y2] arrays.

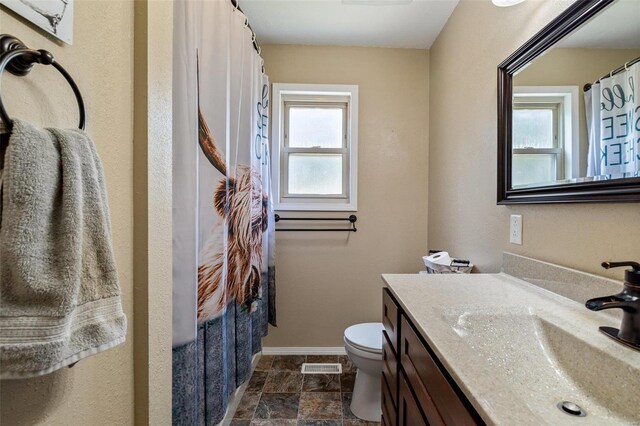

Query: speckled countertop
[[382, 272, 640, 426]]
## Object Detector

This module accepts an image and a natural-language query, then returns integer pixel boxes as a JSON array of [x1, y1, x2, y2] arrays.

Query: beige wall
[[132, 1, 173, 424], [514, 47, 640, 175], [0, 2, 135, 425], [262, 45, 429, 347], [428, 0, 640, 280]]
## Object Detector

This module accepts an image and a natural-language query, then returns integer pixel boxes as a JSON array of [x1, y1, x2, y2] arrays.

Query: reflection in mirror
[[511, 0, 640, 189]]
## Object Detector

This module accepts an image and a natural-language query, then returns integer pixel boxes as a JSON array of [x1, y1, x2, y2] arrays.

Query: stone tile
[[341, 393, 357, 420], [343, 420, 381, 425], [338, 356, 357, 373], [298, 392, 343, 420], [255, 355, 275, 371], [234, 392, 261, 419], [254, 393, 300, 420], [250, 420, 297, 426], [230, 420, 251, 426], [306, 355, 339, 363], [340, 372, 356, 393], [302, 374, 341, 392], [272, 355, 306, 371], [246, 371, 268, 392], [263, 371, 303, 393], [298, 421, 343, 426]]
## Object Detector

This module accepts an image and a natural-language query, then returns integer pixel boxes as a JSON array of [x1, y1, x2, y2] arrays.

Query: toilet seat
[[344, 322, 383, 354]]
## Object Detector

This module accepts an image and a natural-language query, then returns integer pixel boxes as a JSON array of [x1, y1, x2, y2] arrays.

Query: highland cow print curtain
[[172, 1, 276, 424], [586, 61, 640, 179]]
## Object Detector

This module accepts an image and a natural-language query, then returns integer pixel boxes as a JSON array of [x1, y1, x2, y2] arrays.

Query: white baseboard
[[261, 347, 347, 356]]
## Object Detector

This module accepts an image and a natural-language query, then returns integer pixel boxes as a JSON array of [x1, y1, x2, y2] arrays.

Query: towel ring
[[0, 35, 86, 131]]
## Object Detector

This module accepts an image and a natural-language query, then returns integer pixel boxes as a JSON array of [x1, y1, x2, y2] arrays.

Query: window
[[512, 103, 563, 186], [512, 86, 579, 188], [272, 84, 358, 211]]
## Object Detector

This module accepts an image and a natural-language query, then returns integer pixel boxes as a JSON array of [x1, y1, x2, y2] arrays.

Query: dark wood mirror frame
[[497, 0, 640, 204]]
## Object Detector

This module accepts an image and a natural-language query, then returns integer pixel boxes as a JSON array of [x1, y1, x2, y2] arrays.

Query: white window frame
[[513, 86, 580, 180], [282, 99, 349, 199], [272, 83, 358, 211], [512, 102, 564, 180]]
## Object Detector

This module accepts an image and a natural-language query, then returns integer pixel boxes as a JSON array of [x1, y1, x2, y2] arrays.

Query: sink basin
[[443, 308, 640, 424]]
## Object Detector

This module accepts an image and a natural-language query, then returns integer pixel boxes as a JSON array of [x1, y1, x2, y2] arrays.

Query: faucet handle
[[602, 261, 640, 286]]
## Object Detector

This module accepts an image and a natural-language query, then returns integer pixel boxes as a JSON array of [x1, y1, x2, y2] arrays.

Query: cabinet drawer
[[400, 315, 479, 425], [382, 330, 397, 408], [382, 288, 400, 353], [398, 371, 429, 426], [382, 374, 397, 426]]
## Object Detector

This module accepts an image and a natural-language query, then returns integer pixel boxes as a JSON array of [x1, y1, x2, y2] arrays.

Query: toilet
[[344, 322, 384, 422]]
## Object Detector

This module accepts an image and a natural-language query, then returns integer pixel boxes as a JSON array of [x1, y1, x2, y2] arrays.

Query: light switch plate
[[510, 214, 522, 245]]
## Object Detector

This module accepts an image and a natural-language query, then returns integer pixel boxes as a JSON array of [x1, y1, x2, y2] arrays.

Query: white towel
[[0, 119, 126, 379]]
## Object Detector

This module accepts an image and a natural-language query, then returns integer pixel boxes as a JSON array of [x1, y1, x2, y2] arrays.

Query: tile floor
[[230, 355, 381, 426]]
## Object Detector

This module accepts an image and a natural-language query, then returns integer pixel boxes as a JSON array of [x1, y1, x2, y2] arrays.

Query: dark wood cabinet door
[[400, 315, 480, 425], [382, 373, 397, 426], [398, 371, 430, 426], [382, 286, 484, 426], [383, 288, 400, 353], [382, 330, 398, 408]]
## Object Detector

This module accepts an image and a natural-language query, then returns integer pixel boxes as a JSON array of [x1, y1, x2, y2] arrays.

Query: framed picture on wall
[[0, 0, 73, 44]]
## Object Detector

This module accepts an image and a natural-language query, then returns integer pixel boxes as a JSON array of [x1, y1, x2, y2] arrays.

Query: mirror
[[497, 0, 640, 203]]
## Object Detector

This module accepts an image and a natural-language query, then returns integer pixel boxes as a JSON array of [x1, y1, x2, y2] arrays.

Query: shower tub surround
[[382, 253, 640, 425], [230, 355, 380, 425]]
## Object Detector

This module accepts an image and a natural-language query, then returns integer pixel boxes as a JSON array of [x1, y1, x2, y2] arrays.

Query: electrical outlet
[[510, 214, 522, 245]]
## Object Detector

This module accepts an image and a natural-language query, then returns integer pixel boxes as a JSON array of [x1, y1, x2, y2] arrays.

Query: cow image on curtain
[[197, 98, 267, 321], [172, 1, 276, 424]]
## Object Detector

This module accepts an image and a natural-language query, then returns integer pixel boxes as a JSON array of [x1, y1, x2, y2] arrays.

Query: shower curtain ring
[[251, 33, 256, 43], [257, 46, 261, 55], [233, 0, 239, 12], [624, 61, 630, 70], [244, 17, 249, 28]]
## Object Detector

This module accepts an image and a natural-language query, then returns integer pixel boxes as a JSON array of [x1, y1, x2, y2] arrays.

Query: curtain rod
[[583, 55, 640, 92], [230, 0, 262, 56]]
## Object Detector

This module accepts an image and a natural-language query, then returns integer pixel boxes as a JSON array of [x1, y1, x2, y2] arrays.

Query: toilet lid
[[344, 323, 383, 353]]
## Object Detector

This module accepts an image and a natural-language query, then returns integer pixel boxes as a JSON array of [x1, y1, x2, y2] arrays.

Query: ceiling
[[558, 0, 640, 49], [239, 0, 460, 49]]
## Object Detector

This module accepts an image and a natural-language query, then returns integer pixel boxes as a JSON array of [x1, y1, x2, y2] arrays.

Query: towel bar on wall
[[0, 34, 86, 131], [274, 214, 357, 232]]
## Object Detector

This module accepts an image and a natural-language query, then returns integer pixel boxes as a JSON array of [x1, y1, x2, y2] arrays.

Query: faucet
[[585, 261, 640, 352]]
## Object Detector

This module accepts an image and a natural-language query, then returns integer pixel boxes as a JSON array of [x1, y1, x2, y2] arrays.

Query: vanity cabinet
[[382, 288, 484, 426]]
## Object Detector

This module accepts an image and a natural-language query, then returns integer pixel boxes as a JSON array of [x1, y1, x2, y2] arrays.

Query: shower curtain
[[585, 61, 639, 178], [172, 1, 276, 424]]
